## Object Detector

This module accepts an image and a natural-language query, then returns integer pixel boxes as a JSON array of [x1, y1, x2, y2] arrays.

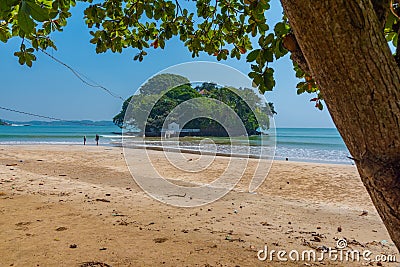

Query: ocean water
[[0, 125, 352, 165], [0, 124, 122, 146], [275, 128, 352, 165]]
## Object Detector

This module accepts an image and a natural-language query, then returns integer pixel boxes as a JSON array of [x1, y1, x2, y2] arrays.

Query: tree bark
[[280, 0, 400, 250]]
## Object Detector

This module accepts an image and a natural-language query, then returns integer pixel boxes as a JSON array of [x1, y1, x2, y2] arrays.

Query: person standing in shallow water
[[83, 136, 87, 145], [95, 134, 99, 146]]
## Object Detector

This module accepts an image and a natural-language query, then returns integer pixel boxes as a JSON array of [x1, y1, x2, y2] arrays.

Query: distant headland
[[0, 120, 114, 127]]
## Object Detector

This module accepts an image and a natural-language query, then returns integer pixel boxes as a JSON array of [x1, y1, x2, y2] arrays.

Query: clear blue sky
[[0, 1, 334, 128]]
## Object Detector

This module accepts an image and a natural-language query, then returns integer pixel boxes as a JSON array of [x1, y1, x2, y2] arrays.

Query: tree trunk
[[280, 0, 400, 250]]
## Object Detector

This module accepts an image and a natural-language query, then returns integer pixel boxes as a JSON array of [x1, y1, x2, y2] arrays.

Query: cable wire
[[36, 45, 125, 101], [0, 106, 111, 127], [3, 43, 129, 125]]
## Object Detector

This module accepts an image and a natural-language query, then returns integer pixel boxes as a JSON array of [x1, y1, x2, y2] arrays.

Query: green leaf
[[274, 21, 290, 36], [251, 64, 261, 72], [248, 71, 258, 79], [18, 2, 34, 34], [26, 1, 49, 22], [297, 87, 305, 95], [262, 68, 275, 92], [253, 74, 262, 86], [0, 27, 10, 42], [262, 49, 273, 62], [258, 23, 269, 32], [18, 55, 25, 65], [246, 49, 260, 62], [26, 58, 33, 67], [264, 33, 274, 45]]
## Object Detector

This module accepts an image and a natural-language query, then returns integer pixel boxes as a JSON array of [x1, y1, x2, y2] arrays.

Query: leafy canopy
[[2, 0, 399, 107]]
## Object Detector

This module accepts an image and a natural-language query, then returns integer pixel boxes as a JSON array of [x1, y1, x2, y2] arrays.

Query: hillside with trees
[[115, 75, 273, 137], [113, 73, 190, 128]]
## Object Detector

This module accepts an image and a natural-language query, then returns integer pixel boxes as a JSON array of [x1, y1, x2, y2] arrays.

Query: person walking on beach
[[83, 135, 87, 145], [95, 134, 99, 146]]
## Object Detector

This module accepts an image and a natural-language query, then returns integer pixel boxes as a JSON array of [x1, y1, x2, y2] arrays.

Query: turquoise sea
[[0, 125, 352, 165], [274, 128, 351, 164]]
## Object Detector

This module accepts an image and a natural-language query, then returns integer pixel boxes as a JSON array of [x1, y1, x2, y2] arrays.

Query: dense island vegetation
[[114, 74, 275, 137]]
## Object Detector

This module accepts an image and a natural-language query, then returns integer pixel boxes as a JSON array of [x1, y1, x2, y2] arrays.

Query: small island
[[113, 74, 276, 137]]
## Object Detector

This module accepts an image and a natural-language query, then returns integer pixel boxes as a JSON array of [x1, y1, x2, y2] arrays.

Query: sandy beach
[[0, 145, 398, 266]]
